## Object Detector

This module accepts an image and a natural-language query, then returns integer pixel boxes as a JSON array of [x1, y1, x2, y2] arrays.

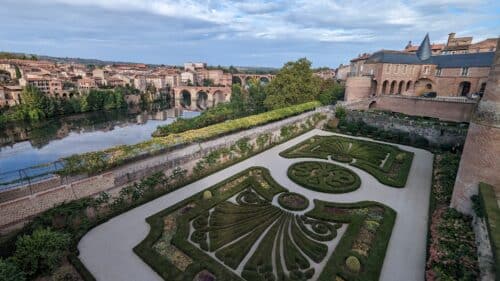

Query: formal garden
[[134, 167, 396, 281], [280, 135, 413, 187]]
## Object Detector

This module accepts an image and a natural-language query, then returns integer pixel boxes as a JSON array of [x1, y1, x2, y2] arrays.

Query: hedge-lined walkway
[[78, 129, 433, 281]]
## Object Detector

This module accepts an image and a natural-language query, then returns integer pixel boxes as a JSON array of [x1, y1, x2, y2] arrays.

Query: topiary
[[395, 153, 406, 162], [345, 256, 361, 273], [203, 190, 212, 200]]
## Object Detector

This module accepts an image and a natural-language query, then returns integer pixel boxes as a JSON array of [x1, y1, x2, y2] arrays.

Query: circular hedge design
[[277, 192, 309, 211], [288, 161, 361, 193]]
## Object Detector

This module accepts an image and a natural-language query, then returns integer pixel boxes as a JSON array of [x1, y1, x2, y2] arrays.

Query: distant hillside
[[0, 51, 279, 72]]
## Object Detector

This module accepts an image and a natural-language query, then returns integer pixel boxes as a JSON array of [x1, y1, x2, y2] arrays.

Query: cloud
[[0, 0, 497, 67]]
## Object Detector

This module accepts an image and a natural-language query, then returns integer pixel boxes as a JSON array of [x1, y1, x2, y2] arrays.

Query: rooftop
[[365, 50, 495, 68]]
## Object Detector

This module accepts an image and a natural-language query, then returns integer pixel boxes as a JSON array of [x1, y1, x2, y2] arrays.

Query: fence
[[0, 161, 65, 192]]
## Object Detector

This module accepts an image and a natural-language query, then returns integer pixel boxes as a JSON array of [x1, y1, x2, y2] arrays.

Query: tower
[[451, 38, 500, 214]]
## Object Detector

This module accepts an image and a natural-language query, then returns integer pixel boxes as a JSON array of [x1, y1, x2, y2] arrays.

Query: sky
[[1, 0, 499, 67]]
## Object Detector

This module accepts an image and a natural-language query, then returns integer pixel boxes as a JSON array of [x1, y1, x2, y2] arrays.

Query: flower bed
[[277, 192, 309, 211], [134, 167, 396, 281], [60, 101, 321, 175], [281, 135, 413, 188], [288, 161, 361, 193]]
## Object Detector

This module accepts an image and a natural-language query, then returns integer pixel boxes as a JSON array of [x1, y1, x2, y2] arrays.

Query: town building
[[403, 32, 497, 55], [345, 35, 495, 100]]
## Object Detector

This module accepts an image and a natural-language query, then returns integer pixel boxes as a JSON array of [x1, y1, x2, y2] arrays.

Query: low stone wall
[[0, 173, 114, 228], [0, 108, 327, 229], [344, 110, 469, 147]]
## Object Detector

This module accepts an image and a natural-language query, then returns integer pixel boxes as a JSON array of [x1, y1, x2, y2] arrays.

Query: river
[[0, 105, 199, 190]]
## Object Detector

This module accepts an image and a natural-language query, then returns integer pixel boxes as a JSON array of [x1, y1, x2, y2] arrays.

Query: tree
[[246, 77, 267, 113], [264, 58, 321, 110], [14, 228, 70, 278], [230, 83, 247, 114], [0, 258, 26, 281], [318, 78, 345, 105]]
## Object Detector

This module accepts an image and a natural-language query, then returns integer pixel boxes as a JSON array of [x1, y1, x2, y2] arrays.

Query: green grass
[[479, 182, 500, 279]]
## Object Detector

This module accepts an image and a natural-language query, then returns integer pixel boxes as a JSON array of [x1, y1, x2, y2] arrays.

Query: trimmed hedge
[[479, 182, 500, 279], [60, 101, 321, 175], [135, 167, 396, 281], [288, 161, 361, 193], [277, 192, 309, 211], [281, 135, 414, 188], [307, 200, 397, 281]]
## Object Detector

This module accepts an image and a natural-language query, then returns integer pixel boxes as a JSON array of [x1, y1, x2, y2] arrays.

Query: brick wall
[[345, 76, 372, 101], [451, 123, 500, 213], [370, 96, 476, 122]]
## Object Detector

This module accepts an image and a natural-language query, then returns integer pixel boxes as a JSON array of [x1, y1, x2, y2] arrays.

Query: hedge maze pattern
[[280, 135, 414, 187], [134, 167, 396, 281], [288, 162, 361, 193]]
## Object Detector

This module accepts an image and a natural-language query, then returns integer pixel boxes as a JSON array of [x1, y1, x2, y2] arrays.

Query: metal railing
[[0, 161, 65, 192]]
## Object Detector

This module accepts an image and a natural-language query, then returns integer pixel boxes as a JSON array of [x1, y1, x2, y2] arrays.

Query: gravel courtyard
[[78, 129, 433, 281]]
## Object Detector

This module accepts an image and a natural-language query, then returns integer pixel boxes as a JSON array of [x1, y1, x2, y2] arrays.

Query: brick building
[[345, 35, 496, 101], [403, 32, 497, 55]]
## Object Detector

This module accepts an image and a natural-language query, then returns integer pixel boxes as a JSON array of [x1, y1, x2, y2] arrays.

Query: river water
[[0, 106, 199, 189]]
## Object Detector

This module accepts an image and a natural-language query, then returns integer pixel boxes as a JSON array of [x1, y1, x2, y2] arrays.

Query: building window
[[395, 65, 399, 73], [403, 65, 407, 73], [423, 66, 429, 74], [436, 68, 442, 76], [461, 67, 469, 76], [386, 65, 390, 73]]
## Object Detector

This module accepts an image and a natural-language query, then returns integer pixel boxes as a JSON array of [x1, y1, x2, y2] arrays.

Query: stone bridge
[[232, 74, 275, 88], [172, 86, 231, 111]]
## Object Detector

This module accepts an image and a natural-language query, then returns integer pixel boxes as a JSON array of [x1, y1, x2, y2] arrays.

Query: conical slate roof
[[416, 33, 432, 61]]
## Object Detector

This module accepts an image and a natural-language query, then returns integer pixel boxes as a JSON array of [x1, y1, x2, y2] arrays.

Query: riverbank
[[0, 107, 199, 190]]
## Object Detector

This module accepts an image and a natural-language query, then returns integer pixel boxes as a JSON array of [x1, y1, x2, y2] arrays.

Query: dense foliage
[[426, 152, 479, 280], [427, 209, 479, 280], [264, 58, 321, 109], [12, 228, 70, 278], [0, 85, 128, 126]]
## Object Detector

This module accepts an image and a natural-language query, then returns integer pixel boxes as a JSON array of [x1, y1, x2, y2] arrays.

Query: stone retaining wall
[[0, 108, 327, 229], [344, 110, 469, 147]]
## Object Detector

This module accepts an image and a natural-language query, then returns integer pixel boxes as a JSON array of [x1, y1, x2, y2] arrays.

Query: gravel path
[[78, 129, 433, 281]]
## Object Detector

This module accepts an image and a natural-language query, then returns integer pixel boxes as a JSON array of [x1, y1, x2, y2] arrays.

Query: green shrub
[[288, 161, 361, 193], [13, 228, 70, 278], [345, 256, 361, 273], [203, 190, 213, 200], [0, 258, 26, 281]]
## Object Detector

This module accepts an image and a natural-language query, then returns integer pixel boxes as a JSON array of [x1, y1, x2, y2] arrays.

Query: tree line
[[0, 85, 129, 126]]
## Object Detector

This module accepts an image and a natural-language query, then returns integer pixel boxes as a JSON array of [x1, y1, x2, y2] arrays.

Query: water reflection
[[0, 106, 199, 173]]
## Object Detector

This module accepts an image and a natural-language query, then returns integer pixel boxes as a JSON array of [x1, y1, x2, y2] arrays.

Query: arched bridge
[[232, 74, 275, 88], [172, 86, 231, 111]]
